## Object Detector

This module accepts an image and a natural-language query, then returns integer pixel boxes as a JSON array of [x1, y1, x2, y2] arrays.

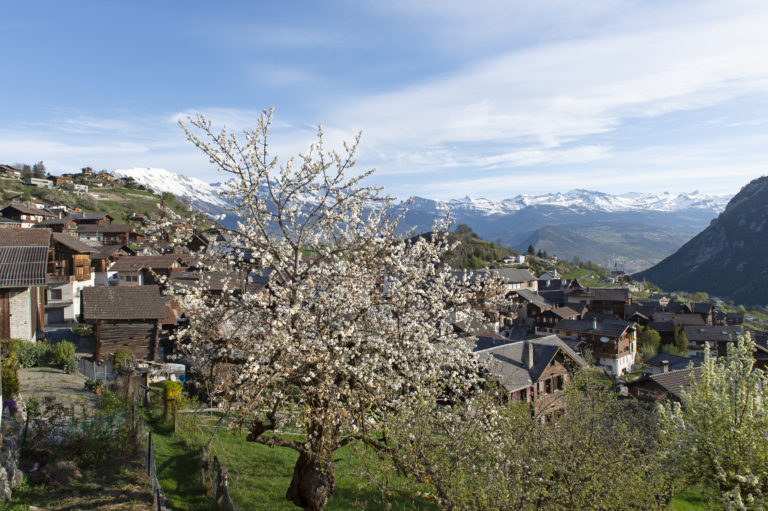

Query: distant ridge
[[635, 176, 768, 305], [110, 167, 731, 272]]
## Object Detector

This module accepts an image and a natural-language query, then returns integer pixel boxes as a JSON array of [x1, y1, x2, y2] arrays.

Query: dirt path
[[18, 367, 98, 414]]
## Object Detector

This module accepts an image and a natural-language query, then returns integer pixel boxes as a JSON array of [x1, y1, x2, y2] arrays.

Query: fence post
[[147, 431, 152, 475]]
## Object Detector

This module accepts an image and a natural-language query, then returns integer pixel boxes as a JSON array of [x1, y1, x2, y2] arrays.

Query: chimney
[[526, 341, 534, 369], [661, 360, 669, 373]]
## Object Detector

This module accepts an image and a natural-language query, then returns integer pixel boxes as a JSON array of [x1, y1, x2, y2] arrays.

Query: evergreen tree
[[527, 244, 534, 255], [32, 161, 46, 178]]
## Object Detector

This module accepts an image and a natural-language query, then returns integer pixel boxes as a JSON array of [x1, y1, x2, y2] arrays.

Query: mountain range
[[111, 167, 730, 272], [635, 176, 768, 305]]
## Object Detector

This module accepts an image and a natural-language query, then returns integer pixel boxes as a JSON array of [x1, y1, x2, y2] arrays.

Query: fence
[[201, 445, 241, 511], [127, 383, 172, 511], [146, 431, 171, 511], [77, 356, 114, 382]]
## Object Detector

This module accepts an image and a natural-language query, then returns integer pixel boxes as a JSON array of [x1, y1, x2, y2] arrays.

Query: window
[[50, 289, 62, 300], [544, 379, 552, 394]]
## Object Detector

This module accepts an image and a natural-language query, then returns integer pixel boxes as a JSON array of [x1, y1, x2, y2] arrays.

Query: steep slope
[[635, 176, 768, 305]]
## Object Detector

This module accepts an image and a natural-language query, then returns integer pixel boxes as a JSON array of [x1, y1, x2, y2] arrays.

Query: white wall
[[9, 288, 35, 342]]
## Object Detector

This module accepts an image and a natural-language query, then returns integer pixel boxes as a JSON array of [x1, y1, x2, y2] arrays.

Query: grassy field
[[669, 485, 720, 510], [143, 406, 436, 511]]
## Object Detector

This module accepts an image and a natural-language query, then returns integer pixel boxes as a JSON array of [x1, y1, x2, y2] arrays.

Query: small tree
[[659, 334, 768, 508], [638, 327, 661, 356], [673, 326, 689, 355], [527, 244, 535, 255], [172, 110, 484, 510]]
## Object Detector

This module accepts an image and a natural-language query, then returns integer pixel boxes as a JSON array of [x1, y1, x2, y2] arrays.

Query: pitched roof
[[81, 285, 166, 320], [0, 228, 51, 247], [651, 312, 705, 326], [644, 353, 702, 372], [76, 224, 131, 233], [592, 287, 630, 302], [646, 367, 702, 400], [554, 318, 634, 338], [1, 205, 56, 218], [110, 254, 183, 272], [513, 288, 551, 310], [52, 233, 98, 254], [476, 335, 586, 392], [0, 228, 51, 288], [91, 244, 130, 260], [683, 325, 743, 342]]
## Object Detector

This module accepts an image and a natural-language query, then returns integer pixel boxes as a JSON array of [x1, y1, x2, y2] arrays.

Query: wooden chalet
[[76, 224, 131, 245], [110, 254, 186, 286], [0, 228, 51, 341], [626, 367, 702, 403], [683, 325, 744, 358], [35, 217, 78, 234], [81, 285, 167, 361], [476, 335, 586, 418], [45, 233, 97, 323], [1, 205, 56, 228], [553, 318, 637, 376]]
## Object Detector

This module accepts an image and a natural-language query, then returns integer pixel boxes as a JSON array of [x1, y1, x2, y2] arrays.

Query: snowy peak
[[411, 189, 730, 216], [111, 167, 229, 219]]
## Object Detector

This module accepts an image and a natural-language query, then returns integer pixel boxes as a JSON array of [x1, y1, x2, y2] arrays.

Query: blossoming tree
[[659, 333, 768, 509], [173, 110, 487, 510]]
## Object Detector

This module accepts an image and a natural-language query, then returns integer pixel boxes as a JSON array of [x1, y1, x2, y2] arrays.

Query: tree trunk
[[286, 451, 336, 511]]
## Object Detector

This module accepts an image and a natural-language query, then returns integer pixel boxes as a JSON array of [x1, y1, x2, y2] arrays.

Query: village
[[0, 161, 766, 510]]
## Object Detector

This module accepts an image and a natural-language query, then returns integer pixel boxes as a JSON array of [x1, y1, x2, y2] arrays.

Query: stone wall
[[9, 288, 34, 342], [0, 409, 24, 500]]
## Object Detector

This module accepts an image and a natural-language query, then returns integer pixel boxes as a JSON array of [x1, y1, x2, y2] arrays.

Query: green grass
[[669, 485, 720, 510], [143, 405, 436, 511]]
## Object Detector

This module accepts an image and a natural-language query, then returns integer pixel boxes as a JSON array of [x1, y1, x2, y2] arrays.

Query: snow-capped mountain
[[413, 189, 730, 216], [112, 168, 230, 219], [109, 166, 734, 272]]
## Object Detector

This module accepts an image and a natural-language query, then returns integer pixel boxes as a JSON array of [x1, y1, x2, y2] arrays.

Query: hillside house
[[0, 228, 51, 341], [0, 164, 22, 178], [76, 224, 131, 245], [553, 318, 637, 376], [0, 217, 21, 229], [81, 285, 167, 361], [22, 177, 53, 189], [91, 244, 132, 285], [2, 205, 57, 228], [476, 335, 586, 418], [110, 254, 186, 286], [45, 233, 97, 323], [626, 367, 702, 403], [565, 286, 631, 317], [683, 325, 743, 358]]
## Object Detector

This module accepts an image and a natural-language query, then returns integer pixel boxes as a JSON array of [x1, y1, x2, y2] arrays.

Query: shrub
[[17, 341, 54, 368], [84, 378, 105, 394], [52, 341, 76, 369], [162, 380, 183, 420], [71, 324, 93, 337], [2, 351, 20, 397], [113, 347, 133, 373], [62, 357, 78, 375]]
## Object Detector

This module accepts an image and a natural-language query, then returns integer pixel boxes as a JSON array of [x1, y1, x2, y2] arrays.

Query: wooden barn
[[81, 285, 167, 361]]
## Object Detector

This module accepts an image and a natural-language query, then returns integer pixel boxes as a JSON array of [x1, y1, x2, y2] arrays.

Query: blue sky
[[2, 0, 768, 199]]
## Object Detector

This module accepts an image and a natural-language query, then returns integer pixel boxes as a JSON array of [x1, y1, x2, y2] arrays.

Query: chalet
[[476, 335, 586, 418], [22, 177, 53, 189], [81, 285, 167, 361], [651, 312, 705, 327], [648, 294, 670, 307], [169, 270, 251, 297], [0, 228, 51, 341], [68, 213, 114, 225], [683, 325, 743, 358], [45, 233, 97, 323], [51, 176, 72, 187], [34, 217, 78, 234], [642, 353, 702, 376], [76, 224, 131, 245], [0, 164, 22, 178], [552, 318, 637, 376], [91, 244, 132, 285], [536, 306, 580, 335], [626, 367, 702, 403], [564, 286, 631, 317], [67, 183, 89, 194], [725, 312, 744, 326], [110, 254, 186, 286], [1, 205, 57, 228]]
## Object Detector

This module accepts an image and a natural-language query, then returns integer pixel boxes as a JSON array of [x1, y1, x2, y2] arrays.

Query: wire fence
[[77, 356, 114, 382]]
